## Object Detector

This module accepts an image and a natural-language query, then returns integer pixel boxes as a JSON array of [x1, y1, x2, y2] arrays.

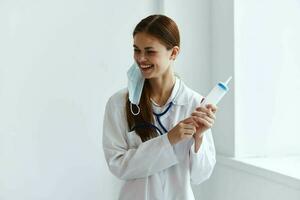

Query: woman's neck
[[149, 67, 176, 106]]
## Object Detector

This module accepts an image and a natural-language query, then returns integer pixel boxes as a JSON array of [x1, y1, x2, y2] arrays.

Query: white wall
[[2, 1, 297, 200], [194, 0, 300, 199], [235, 0, 300, 157], [0, 0, 212, 199], [164, 0, 212, 95], [195, 160, 300, 200], [210, 0, 235, 157], [166, 0, 236, 157], [0, 1, 157, 199]]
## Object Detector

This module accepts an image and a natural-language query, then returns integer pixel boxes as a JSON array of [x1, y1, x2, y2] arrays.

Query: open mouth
[[140, 64, 154, 72]]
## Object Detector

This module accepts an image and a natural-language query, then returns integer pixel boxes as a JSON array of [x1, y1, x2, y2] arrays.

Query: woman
[[103, 14, 217, 200]]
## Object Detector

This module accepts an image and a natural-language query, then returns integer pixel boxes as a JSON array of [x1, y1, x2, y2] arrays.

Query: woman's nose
[[137, 53, 147, 62]]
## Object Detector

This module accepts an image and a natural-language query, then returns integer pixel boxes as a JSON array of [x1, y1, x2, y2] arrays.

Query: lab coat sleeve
[[102, 97, 179, 180], [189, 129, 216, 185]]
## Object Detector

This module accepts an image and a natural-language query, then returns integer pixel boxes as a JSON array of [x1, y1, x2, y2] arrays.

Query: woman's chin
[[143, 75, 152, 79], [141, 71, 154, 79]]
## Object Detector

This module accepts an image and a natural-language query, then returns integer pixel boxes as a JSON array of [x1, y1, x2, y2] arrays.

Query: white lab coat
[[102, 78, 216, 200]]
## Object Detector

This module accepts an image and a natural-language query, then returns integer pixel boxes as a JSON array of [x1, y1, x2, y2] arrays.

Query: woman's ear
[[170, 46, 180, 60]]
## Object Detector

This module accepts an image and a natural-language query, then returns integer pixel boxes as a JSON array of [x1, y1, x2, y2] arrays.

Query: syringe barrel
[[202, 83, 228, 106]]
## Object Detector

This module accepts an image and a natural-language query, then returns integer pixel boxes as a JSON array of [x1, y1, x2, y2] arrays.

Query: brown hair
[[126, 14, 180, 142]]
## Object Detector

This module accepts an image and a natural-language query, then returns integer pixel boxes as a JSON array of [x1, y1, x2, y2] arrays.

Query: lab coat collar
[[165, 77, 188, 106]]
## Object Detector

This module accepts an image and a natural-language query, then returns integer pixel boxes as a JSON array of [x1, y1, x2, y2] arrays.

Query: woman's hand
[[167, 117, 197, 145], [191, 104, 217, 139]]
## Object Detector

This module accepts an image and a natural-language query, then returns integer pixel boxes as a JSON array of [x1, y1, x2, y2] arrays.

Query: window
[[235, 0, 300, 157]]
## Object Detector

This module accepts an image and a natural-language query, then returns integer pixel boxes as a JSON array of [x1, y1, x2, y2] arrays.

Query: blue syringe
[[201, 76, 232, 106]]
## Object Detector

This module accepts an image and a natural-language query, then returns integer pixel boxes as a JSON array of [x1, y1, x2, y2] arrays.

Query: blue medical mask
[[127, 62, 145, 115]]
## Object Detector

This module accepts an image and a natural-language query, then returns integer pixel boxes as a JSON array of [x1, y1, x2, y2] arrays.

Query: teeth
[[141, 65, 152, 69]]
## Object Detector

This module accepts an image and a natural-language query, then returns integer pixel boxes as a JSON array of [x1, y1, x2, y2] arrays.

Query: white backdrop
[[0, 1, 155, 199], [0, 1, 212, 199]]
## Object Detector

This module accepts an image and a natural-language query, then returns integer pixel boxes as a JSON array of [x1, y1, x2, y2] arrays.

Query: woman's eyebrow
[[133, 45, 154, 50], [144, 47, 154, 50]]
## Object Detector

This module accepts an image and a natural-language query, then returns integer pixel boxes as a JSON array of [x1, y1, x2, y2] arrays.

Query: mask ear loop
[[130, 103, 140, 116]]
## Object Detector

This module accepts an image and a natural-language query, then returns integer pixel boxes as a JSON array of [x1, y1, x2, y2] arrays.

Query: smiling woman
[[133, 32, 179, 80], [102, 14, 217, 200]]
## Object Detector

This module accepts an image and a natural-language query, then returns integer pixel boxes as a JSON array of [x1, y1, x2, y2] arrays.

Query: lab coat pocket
[[127, 131, 142, 149]]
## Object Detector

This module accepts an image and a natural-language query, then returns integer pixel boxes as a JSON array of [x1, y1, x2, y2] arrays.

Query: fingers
[[179, 119, 197, 135], [182, 117, 195, 124], [196, 106, 217, 118], [199, 115, 214, 124], [191, 110, 215, 129], [195, 116, 213, 128], [169, 119, 197, 145], [183, 128, 196, 135], [196, 104, 218, 112], [182, 122, 196, 132], [192, 115, 210, 125], [206, 104, 217, 113], [191, 111, 207, 118], [181, 117, 199, 128], [170, 103, 217, 145], [192, 111, 215, 120], [182, 123, 196, 130], [192, 109, 216, 120]]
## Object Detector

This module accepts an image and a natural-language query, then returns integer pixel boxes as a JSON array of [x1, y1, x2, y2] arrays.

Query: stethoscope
[[130, 101, 174, 135], [130, 79, 182, 135]]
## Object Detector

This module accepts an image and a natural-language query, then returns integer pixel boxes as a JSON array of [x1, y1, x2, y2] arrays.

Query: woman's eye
[[134, 49, 140, 53], [146, 51, 156, 55]]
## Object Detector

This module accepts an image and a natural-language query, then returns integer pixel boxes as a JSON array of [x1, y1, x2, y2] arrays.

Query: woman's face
[[133, 32, 176, 79]]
